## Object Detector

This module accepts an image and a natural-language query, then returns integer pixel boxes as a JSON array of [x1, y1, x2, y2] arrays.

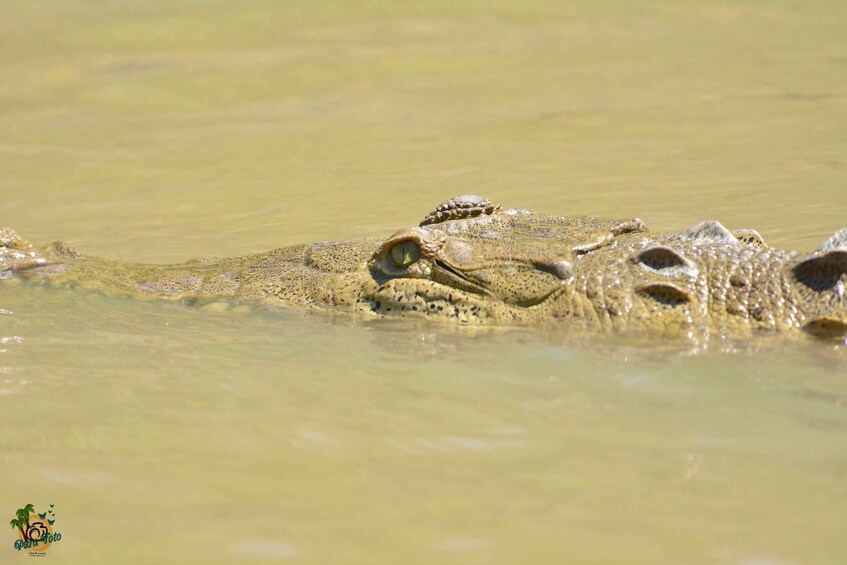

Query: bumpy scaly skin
[[419, 195, 501, 226], [2, 196, 846, 341]]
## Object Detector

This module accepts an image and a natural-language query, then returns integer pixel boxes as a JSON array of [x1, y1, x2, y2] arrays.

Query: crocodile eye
[[390, 241, 421, 267]]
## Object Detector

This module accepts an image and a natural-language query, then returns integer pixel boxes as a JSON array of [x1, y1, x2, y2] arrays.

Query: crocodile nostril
[[534, 259, 572, 280]]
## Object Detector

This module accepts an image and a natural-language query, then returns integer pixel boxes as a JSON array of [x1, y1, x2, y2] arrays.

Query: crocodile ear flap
[[632, 246, 697, 276], [732, 229, 768, 249], [790, 246, 847, 292], [790, 229, 847, 339]]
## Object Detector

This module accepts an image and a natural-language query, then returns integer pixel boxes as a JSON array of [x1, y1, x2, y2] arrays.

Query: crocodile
[[2, 195, 846, 341]]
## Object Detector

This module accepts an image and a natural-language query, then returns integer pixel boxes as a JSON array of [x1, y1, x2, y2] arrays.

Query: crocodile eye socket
[[389, 241, 421, 268]]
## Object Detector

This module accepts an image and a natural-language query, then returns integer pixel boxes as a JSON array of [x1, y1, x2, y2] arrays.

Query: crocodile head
[[355, 195, 649, 324], [352, 196, 845, 339]]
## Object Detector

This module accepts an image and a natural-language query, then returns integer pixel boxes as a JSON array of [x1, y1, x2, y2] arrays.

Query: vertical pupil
[[391, 242, 420, 267]]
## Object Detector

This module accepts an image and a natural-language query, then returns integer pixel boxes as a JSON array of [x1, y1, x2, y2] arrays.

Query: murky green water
[[2, 1, 846, 563]]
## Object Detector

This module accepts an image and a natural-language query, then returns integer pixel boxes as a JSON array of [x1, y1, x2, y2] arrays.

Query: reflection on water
[[2, 0, 847, 563]]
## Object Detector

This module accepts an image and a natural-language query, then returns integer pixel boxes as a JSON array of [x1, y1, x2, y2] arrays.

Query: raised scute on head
[[419, 195, 501, 226], [817, 228, 847, 253], [611, 218, 649, 236], [733, 229, 768, 249], [675, 221, 740, 246]]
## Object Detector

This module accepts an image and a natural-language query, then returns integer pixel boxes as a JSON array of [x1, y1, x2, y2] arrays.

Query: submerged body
[[2, 196, 846, 341]]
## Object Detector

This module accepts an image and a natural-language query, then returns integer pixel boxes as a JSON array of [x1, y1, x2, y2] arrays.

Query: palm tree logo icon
[[9, 503, 34, 540], [9, 503, 59, 554]]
